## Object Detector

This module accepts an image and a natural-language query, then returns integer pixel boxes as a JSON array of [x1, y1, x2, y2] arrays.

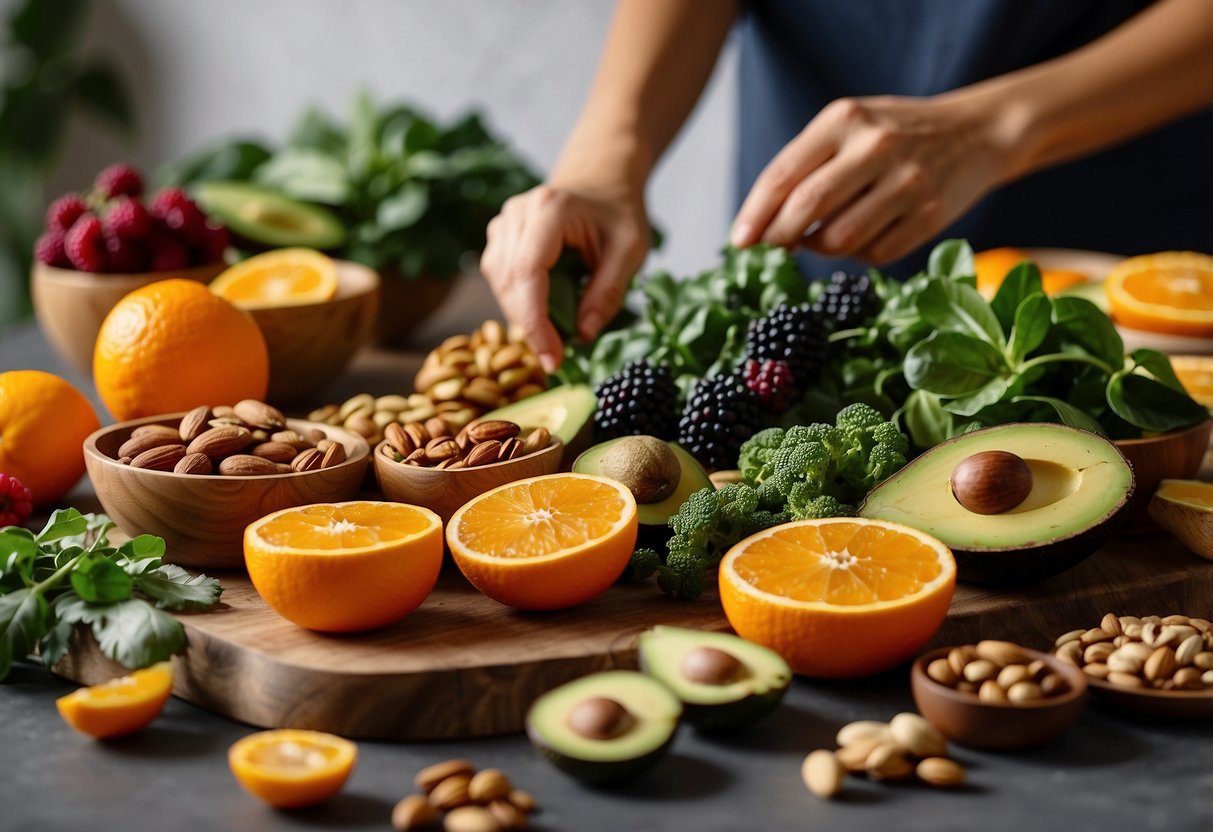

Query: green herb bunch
[[0, 509, 222, 681]]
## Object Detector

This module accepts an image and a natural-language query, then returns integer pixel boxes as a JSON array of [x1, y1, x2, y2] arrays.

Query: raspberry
[[104, 197, 151, 241], [64, 215, 107, 272], [745, 303, 828, 389], [0, 473, 34, 527], [193, 222, 231, 265], [149, 234, 189, 271], [94, 164, 144, 200], [162, 202, 208, 246], [105, 231, 148, 273], [45, 194, 89, 232], [34, 230, 70, 267], [148, 187, 192, 220], [743, 358, 795, 413]]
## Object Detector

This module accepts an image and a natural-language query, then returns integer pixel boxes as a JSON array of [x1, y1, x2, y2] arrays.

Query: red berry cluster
[[743, 358, 796, 413], [34, 164, 230, 274], [0, 473, 33, 528]]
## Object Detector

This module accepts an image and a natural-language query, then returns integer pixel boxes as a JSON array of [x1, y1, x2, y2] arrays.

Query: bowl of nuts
[[83, 399, 371, 569], [374, 417, 562, 522], [911, 640, 1088, 749], [1051, 614, 1213, 718]]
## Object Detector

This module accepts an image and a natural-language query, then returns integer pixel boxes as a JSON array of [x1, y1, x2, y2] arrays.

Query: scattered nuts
[[1053, 614, 1213, 693], [916, 757, 966, 788], [888, 712, 947, 758], [443, 806, 499, 832], [392, 794, 439, 831], [486, 800, 524, 830], [429, 775, 472, 810], [416, 760, 476, 793], [467, 770, 510, 803], [802, 749, 845, 798], [865, 743, 914, 781]]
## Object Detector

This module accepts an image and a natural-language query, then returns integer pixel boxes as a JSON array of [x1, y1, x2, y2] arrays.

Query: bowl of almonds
[[83, 399, 371, 569], [911, 640, 1088, 749], [374, 417, 562, 522]]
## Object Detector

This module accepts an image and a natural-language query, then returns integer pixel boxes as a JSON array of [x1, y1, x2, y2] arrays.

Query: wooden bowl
[[1085, 676, 1213, 718], [911, 646, 1088, 749], [247, 260, 379, 404], [31, 261, 226, 374], [1114, 420, 1213, 520], [374, 437, 563, 522], [83, 414, 370, 569]]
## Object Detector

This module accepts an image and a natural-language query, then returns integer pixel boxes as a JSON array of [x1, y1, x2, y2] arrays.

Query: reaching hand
[[480, 183, 650, 372], [731, 95, 1014, 265]]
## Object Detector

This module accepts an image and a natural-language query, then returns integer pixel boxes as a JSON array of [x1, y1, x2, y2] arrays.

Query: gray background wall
[[54, 0, 739, 281]]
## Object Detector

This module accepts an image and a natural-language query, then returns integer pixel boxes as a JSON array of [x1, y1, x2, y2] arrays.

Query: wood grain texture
[[83, 416, 370, 569], [1114, 420, 1212, 520], [53, 533, 1213, 741], [251, 261, 380, 403], [374, 438, 563, 522], [30, 262, 225, 374]]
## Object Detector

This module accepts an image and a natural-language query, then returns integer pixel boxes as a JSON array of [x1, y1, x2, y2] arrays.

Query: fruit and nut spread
[[111, 400, 348, 476], [926, 640, 1072, 703], [393, 758, 538, 832], [380, 418, 552, 470], [1053, 614, 1213, 691]]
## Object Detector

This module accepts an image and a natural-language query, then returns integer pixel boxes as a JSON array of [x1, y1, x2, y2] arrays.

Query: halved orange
[[210, 248, 338, 308], [719, 518, 956, 678], [1166, 355, 1213, 409], [446, 473, 638, 610], [975, 247, 1090, 299], [56, 662, 173, 739], [1105, 252, 1213, 337], [228, 729, 357, 808], [244, 501, 443, 632]]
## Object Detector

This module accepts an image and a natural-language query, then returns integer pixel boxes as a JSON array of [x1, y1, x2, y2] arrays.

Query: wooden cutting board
[[53, 535, 1213, 741]]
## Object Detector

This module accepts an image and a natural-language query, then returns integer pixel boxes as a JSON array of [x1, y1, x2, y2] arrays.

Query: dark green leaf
[[943, 376, 1015, 417], [158, 140, 271, 187], [991, 261, 1043, 334], [255, 149, 350, 204], [1107, 372, 1211, 433], [376, 183, 429, 232], [38, 509, 86, 543], [92, 600, 185, 669], [896, 390, 954, 449], [927, 239, 975, 279], [904, 332, 1007, 396], [288, 107, 346, 155], [136, 565, 222, 612], [0, 529, 39, 580], [1051, 296, 1124, 372], [69, 556, 133, 604], [71, 60, 135, 134], [917, 277, 1005, 347], [1012, 396, 1106, 434], [0, 588, 49, 672], [1007, 293, 1052, 364], [39, 619, 72, 669], [1129, 348, 1186, 393], [117, 535, 166, 562], [9, 0, 87, 59]]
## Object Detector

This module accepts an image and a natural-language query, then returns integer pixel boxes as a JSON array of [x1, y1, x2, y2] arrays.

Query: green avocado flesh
[[526, 671, 681, 783], [194, 181, 346, 249], [573, 439, 712, 526], [483, 385, 596, 446], [638, 626, 791, 731]]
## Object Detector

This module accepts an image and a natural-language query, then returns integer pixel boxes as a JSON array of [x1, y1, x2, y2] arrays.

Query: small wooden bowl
[[374, 437, 563, 522], [31, 261, 226, 374], [1085, 676, 1213, 718], [83, 414, 370, 569], [246, 260, 379, 403], [1114, 419, 1213, 521], [911, 646, 1088, 750]]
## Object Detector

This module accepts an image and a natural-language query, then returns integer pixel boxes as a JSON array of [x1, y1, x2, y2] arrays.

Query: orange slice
[[446, 473, 638, 610], [1105, 252, 1213, 337], [975, 247, 1090, 299], [228, 729, 356, 808], [1165, 355, 1213, 409], [56, 662, 173, 739], [244, 501, 443, 632], [719, 518, 956, 678], [210, 248, 338, 308]]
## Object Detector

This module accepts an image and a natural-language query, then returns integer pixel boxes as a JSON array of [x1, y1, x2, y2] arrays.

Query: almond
[[463, 377, 505, 408], [498, 437, 522, 461], [219, 455, 279, 476], [511, 383, 546, 402], [465, 441, 502, 467], [487, 799, 525, 830], [802, 749, 845, 799], [188, 426, 253, 459], [178, 405, 212, 443], [405, 448, 429, 466], [308, 403, 340, 424], [415, 759, 475, 792], [307, 428, 327, 445], [131, 424, 182, 441], [130, 444, 187, 471], [212, 405, 238, 420], [506, 790, 536, 814], [468, 769, 511, 803], [271, 430, 310, 450], [391, 794, 438, 831], [521, 427, 551, 455], [426, 437, 460, 463], [119, 430, 181, 460], [428, 774, 472, 810], [385, 423, 414, 455], [251, 442, 299, 463], [173, 452, 213, 475], [291, 448, 324, 472], [975, 640, 1029, 667], [916, 757, 966, 788], [425, 417, 451, 440], [404, 422, 429, 449], [321, 442, 347, 468], [118, 456, 132, 465], [344, 412, 379, 441], [497, 367, 529, 392]]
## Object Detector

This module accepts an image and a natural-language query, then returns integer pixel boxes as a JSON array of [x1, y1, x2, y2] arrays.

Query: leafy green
[[0, 510, 222, 682]]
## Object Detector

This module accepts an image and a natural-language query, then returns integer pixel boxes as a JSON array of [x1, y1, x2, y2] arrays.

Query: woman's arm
[[732, 0, 1213, 265], [481, 0, 736, 371]]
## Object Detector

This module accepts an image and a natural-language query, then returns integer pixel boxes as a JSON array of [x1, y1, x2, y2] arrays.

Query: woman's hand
[[731, 95, 1018, 265], [480, 182, 650, 372]]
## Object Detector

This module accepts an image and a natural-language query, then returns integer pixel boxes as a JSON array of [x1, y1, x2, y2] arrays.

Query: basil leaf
[[117, 535, 166, 562], [943, 377, 1015, 417], [92, 600, 185, 669], [137, 565, 223, 612], [0, 529, 39, 581], [69, 556, 133, 604], [927, 239, 975, 280], [991, 261, 1043, 335], [917, 278, 1005, 348], [255, 148, 351, 205], [1128, 348, 1187, 393], [1012, 395, 1106, 435], [38, 508, 86, 543], [1107, 372, 1211, 433], [1006, 293, 1052, 364], [376, 182, 429, 232], [1051, 297, 1124, 372], [0, 589, 49, 679], [895, 390, 954, 449], [905, 332, 1007, 396]]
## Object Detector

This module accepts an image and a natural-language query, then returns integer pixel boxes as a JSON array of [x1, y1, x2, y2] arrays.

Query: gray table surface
[[3, 295, 1213, 832]]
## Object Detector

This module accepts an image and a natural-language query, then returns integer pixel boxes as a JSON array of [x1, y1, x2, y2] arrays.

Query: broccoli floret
[[668, 487, 720, 537], [835, 402, 886, 431], [740, 509, 792, 537], [756, 471, 794, 512], [738, 427, 785, 483], [717, 482, 759, 525], [658, 536, 708, 600], [788, 491, 853, 520], [872, 420, 910, 454], [771, 440, 831, 484], [867, 442, 908, 488], [629, 547, 662, 581]]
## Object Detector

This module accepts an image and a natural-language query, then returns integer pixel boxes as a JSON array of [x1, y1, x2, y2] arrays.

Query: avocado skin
[[525, 724, 678, 785], [194, 181, 346, 249], [636, 652, 789, 732]]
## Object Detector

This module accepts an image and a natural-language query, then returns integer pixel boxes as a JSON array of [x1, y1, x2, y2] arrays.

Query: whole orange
[[93, 279, 269, 420], [0, 370, 99, 505]]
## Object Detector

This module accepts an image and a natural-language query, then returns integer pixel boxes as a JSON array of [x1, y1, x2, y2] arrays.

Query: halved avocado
[[859, 422, 1134, 584], [1056, 280, 1110, 313], [638, 626, 791, 731], [482, 385, 596, 456], [526, 670, 681, 785], [194, 181, 346, 249]]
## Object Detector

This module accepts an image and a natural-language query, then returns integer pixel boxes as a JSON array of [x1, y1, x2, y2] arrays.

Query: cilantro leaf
[[136, 564, 222, 612], [93, 600, 185, 669]]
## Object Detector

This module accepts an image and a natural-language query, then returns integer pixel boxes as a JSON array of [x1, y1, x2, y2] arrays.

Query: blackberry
[[678, 372, 761, 470], [594, 361, 679, 440], [812, 270, 879, 329], [742, 358, 795, 413], [745, 303, 828, 388]]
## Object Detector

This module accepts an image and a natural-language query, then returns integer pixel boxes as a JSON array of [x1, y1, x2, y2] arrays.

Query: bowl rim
[[912, 645, 1089, 711], [32, 259, 227, 285], [1084, 674, 1213, 700], [372, 435, 564, 475], [84, 413, 370, 480], [238, 259, 381, 312], [1111, 418, 1212, 448]]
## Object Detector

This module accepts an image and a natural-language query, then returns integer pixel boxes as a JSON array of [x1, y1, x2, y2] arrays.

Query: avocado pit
[[951, 450, 1033, 515], [597, 436, 682, 504], [566, 696, 634, 740], [681, 646, 746, 686]]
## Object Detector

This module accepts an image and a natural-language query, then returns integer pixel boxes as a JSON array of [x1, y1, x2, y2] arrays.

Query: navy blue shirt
[[736, 0, 1213, 278]]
